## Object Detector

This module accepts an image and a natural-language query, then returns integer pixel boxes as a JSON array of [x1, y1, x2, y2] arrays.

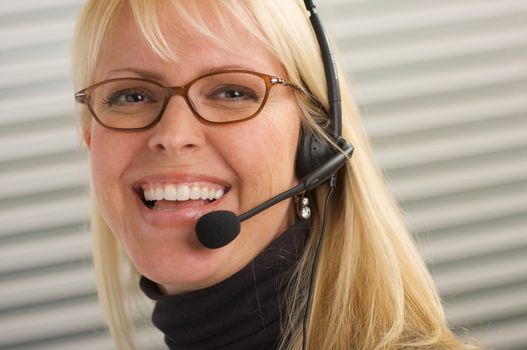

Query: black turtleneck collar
[[140, 221, 309, 350]]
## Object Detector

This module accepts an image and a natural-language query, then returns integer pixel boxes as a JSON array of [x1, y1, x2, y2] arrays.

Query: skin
[[84, 5, 302, 295]]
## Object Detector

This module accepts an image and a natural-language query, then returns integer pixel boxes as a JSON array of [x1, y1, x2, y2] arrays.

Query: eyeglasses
[[75, 69, 303, 131]]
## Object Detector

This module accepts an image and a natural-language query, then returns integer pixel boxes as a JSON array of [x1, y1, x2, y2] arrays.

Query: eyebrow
[[197, 64, 259, 75], [104, 64, 266, 83], [105, 67, 164, 81]]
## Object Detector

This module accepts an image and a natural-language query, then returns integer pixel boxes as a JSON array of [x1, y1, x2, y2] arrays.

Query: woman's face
[[86, 6, 301, 294]]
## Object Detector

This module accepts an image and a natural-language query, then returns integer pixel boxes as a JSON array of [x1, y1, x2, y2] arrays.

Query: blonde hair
[[73, 1, 479, 349]]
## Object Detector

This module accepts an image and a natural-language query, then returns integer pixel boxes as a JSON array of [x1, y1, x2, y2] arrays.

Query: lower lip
[[134, 193, 224, 228]]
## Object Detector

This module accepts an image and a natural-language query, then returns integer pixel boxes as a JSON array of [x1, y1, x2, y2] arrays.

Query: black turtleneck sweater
[[139, 221, 308, 350]]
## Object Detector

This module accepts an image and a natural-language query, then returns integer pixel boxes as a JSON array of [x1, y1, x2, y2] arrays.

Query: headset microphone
[[195, 140, 353, 249]]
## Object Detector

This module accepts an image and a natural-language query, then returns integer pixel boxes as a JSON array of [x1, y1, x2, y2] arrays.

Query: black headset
[[296, 0, 353, 180]]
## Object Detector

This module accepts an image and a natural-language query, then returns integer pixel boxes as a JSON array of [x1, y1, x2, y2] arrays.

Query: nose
[[147, 94, 206, 157]]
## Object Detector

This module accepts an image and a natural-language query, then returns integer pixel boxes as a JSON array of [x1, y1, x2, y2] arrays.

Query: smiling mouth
[[134, 184, 227, 210]]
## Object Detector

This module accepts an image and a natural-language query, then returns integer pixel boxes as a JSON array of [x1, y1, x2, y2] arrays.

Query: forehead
[[95, 2, 282, 82]]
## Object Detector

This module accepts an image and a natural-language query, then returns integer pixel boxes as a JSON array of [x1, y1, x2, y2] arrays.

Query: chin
[[132, 239, 236, 295]]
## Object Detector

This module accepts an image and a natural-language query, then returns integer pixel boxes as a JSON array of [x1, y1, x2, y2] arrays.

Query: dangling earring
[[295, 193, 311, 220]]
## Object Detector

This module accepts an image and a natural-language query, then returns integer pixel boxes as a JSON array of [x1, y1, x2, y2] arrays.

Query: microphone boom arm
[[238, 183, 307, 222], [238, 143, 353, 223]]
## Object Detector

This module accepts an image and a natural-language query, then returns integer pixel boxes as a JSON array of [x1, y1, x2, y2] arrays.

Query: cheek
[[227, 106, 300, 198], [88, 127, 140, 228], [90, 126, 144, 176], [90, 128, 121, 186]]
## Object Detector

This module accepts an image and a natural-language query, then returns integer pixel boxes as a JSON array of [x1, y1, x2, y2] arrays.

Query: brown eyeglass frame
[[75, 69, 304, 132]]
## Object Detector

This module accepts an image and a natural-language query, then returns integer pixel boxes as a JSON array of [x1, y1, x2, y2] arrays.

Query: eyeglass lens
[[88, 72, 268, 129]]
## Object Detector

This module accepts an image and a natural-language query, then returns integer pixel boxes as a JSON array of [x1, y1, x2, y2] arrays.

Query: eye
[[207, 85, 259, 102], [104, 89, 156, 107]]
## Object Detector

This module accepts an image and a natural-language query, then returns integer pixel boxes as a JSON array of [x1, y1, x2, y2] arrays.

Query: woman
[[72, 1, 479, 349]]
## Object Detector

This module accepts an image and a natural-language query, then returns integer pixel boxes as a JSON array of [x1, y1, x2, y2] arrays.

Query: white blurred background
[[0, 0, 526, 349]]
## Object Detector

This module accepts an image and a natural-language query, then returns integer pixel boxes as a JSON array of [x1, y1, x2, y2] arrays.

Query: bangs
[[128, 0, 273, 64]]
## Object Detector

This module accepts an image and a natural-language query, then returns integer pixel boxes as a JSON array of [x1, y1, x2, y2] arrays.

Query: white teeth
[[190, 186, 200, 200], [142, 184, 225, 202], [200, 187, 209, 200], [177, 185, 190, 201], [164, 185, 177, 200], [214, 189, 224, 199]]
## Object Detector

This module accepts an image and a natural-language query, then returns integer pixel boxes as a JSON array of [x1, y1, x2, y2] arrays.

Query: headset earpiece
[[295, 127, 338, 179]]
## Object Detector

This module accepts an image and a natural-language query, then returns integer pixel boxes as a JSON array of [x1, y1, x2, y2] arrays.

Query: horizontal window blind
[[320, 1, 527, 349], [0, 0, 525, 349]]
